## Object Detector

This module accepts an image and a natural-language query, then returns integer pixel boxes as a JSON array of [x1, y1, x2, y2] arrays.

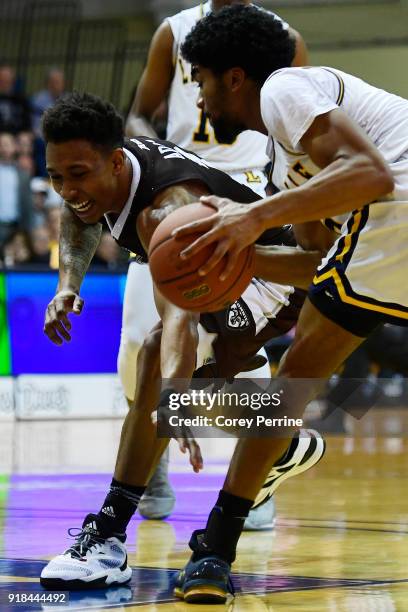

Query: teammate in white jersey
[[120, 0, 309, 528]]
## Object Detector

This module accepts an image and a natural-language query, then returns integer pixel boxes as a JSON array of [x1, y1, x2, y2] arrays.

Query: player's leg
[[118, 261, 175, 519], [41, 325, 170, 589], [175, 298, 364, 603]]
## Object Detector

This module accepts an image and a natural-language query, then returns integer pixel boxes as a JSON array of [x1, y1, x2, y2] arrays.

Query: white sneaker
[[40, 514, 132, 590], [252, 429, 326, 509], [138, 449, 175, 520], [243, 497, 276, 531]]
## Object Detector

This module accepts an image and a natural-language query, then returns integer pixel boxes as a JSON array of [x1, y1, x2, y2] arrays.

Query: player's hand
[[177, 437, 203, 473], [172, 195, 264, 280], [44, 289, 84, 345]]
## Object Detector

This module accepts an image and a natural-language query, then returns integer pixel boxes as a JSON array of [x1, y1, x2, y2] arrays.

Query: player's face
[[193, 65, 246, 144], [46, 140, 125, 224]]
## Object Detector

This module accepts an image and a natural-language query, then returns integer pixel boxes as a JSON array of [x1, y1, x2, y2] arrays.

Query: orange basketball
[[148, 202, 254, 312]]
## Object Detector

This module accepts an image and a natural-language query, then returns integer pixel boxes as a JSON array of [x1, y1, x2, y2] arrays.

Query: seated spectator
[[31, 68, 65, 137], [0, 64, 31, 134], [17, 153, 35, 176], [1, 229, 33, 267], [0, 132, 33, 249], [16, 131, 34, 156], [31, 68, 65, 176], [46, 206, 61, 269], [31, 177, 49, 225], [30, 223, 52, 265]]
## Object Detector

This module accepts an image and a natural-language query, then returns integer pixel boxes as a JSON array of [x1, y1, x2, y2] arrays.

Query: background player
[[39, 93, 325, 591], [119, 0, 309, 527]]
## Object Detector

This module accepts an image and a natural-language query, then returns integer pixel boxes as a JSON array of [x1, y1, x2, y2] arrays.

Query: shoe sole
[[243, 517, 276, 531], [174, 584, 228, 604], [40, 567, 132, 591], [252, 429, 326, 509]]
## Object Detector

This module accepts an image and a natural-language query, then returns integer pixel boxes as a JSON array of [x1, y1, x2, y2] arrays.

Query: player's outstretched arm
[[44, 203, 102, 345], [154, 286, 203, 472], [254, 245, 321, 290], [125, 21, 174, 137]]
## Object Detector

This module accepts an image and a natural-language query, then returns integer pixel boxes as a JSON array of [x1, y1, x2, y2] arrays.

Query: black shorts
[[309, 285, 408, 337]]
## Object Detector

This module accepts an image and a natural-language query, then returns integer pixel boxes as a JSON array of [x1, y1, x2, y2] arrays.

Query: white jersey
[[166, 1, 287, 173], [260, 66, 408, 317]]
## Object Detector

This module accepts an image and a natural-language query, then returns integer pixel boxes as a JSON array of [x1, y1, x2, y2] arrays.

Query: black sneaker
[[174, 555, 234, 604]]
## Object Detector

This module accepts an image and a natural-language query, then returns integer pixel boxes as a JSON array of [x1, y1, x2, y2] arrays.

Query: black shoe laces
[[66, 527, 106, 560]]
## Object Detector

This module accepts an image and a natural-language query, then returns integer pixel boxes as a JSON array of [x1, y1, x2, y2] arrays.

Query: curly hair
[[181, 4, 295, 86], [42, 91, 124, 152]]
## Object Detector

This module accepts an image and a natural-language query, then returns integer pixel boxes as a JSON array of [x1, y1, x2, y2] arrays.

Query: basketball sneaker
[[138, 448, 176, 520], [252, 428, 326, 509], [174, 531, 234, 604], [243, 497, 276, 531], [40, 514, 132, 590]]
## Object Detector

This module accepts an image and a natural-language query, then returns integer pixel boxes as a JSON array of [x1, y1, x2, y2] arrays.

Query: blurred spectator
[[46, 206, 61, 269], [31, 68, 65, 176], [0, 132, 33, 248], [16, 131, 34, 156], [30, 223, 52, 264], [31, 177, 49, 225], [31, 68, 65, 137], [1, 229, 33, 267], [17, 153, 35, 176], [0, 64, 31, 134], [91, 230, 126, 270]]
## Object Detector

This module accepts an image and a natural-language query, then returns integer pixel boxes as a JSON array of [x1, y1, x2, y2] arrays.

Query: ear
[[226, 67, 246, 93], [112, 148, 125, 175]]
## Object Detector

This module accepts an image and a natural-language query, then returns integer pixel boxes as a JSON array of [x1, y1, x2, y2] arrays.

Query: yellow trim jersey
[[261, 66, 408, 319]]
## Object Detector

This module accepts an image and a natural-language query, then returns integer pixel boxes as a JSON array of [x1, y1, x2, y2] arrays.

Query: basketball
[[148, 202, 255, 312]]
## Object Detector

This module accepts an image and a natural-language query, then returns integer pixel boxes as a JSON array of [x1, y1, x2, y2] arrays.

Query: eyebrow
[[46, 163, 89, 172]]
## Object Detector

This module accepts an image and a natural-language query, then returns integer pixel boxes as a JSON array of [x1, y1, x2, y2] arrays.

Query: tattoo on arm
[[58, 204, 102, 291]]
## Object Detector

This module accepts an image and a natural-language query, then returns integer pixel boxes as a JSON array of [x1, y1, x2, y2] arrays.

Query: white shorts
[[314, 200, 408, 323], [117, 263, 294, 400]]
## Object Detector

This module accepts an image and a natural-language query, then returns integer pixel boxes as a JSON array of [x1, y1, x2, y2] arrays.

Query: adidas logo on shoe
[[101, 506, 116, 518]]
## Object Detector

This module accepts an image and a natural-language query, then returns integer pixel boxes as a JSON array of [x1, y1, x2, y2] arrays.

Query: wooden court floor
[[0, 435, 407, 610]]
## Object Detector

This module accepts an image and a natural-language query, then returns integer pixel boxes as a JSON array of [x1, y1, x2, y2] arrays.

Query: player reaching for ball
[[40, 92, 326, 594], [119, 0, 309, 529]]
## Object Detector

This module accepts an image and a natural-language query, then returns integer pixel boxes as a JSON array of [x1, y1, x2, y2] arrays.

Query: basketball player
[[121, 0, 309, 527], [121, 5, 408, 600], [39, 92, 326, 591]]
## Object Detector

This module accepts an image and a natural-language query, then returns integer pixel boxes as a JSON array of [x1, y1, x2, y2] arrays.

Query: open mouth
[[70, 200, 93, 213]]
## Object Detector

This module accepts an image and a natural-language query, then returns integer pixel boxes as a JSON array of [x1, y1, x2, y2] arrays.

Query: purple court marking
[[3, 472, 224, 558]]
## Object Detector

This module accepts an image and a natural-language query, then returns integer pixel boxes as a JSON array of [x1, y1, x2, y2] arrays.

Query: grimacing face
[[193, 65, 246, 144], [46, 140, 125, 224]]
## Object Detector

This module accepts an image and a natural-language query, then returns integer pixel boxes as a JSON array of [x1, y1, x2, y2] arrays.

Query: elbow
[[377, 165, 394, 196], [366, 155, 394, 197]]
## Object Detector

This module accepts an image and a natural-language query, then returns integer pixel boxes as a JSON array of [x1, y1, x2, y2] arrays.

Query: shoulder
[[166, 3, 201, 29], [262, 67, 335, 98]]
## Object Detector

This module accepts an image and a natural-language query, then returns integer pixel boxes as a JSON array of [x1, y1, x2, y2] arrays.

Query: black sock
[[192, 490, 253, 564], [97, 478, 146, 536]]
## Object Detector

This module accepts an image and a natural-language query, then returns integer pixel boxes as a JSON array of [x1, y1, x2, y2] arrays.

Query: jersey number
[[193, 109, 210, 143]]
